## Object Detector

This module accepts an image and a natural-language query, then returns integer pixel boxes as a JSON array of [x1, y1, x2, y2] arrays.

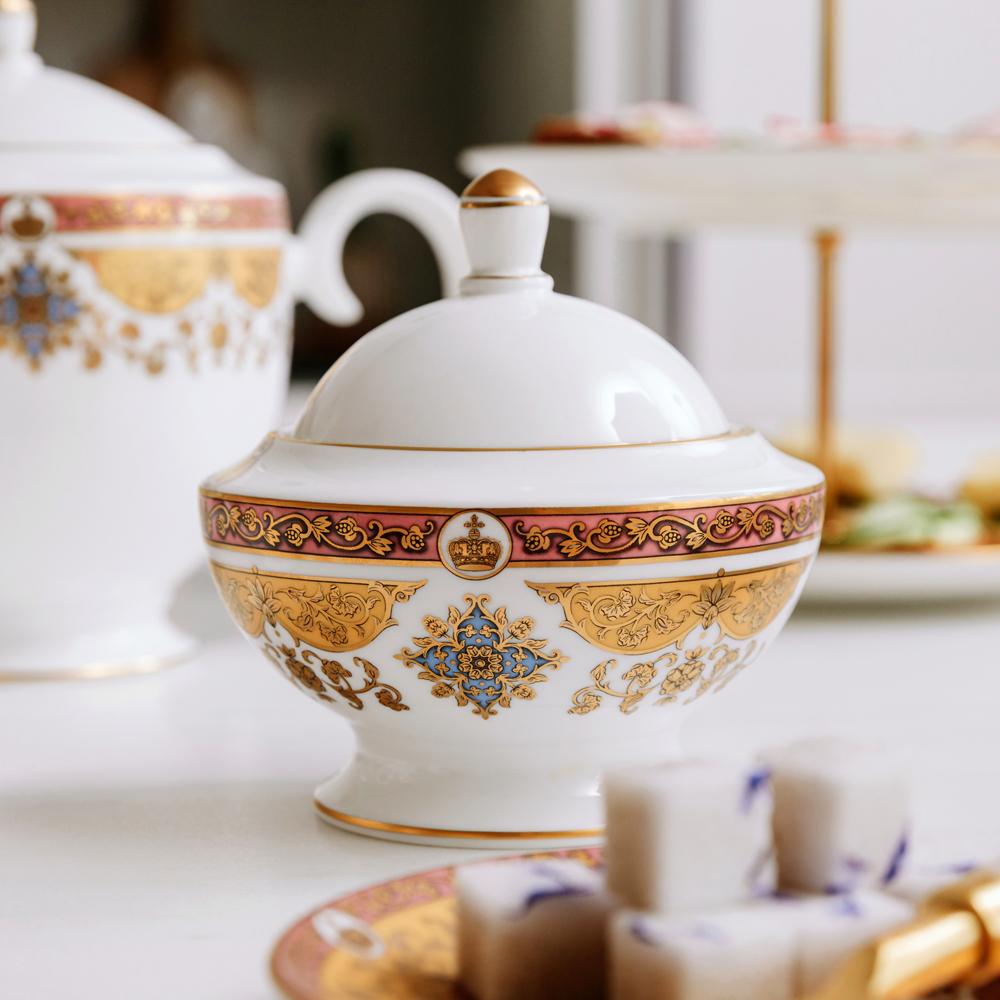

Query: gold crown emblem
[[10, 204, 47, 240], [448, 514, 502, 572]]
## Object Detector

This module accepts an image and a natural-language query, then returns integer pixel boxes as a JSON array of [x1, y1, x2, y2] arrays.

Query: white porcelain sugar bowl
[[0, 1, 462, 677], [202, 169, 824, 847]]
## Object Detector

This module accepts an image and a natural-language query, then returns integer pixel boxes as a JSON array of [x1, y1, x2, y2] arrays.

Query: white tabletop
[[3, 564, 998, 1000]]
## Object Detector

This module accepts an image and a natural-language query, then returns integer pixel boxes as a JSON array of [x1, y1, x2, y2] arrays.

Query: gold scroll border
[[200, 484, 824, 567], [0, 194, 289, 234]]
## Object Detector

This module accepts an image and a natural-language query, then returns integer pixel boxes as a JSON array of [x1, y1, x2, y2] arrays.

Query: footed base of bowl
[[313, 798, 605, 849], [0, 619, 197, 682], [313, 729, 682, 849]]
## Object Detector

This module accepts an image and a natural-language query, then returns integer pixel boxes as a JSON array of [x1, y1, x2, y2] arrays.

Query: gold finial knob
[[461, 170, 545, 208]]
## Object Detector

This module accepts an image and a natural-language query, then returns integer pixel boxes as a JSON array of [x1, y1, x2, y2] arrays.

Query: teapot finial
[[0, 0, 38, 68], [461, 169, 544, 206], [459, 169, 553, 296]]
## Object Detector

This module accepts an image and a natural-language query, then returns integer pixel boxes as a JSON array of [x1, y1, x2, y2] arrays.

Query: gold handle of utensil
[[804, 870, 1000, 1000]]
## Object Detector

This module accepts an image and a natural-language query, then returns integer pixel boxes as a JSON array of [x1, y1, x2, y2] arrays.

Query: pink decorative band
[[200, 487, 824, 565], [0, 194, 288, 234]]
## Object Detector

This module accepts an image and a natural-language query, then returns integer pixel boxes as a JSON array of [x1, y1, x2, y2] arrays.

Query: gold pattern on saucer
[[265, 643, 409, 713], [210, 564, 425, 653], [396, 595, 566, 719], [528, 557, 808, 656], [272, 860, 1000, 1000], [319, 897, 456, 996], [569, 638, 760, 716], [271, 849, 603, 1000]]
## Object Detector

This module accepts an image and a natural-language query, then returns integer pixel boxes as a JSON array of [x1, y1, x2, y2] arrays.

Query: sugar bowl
[[201, 169, 823, 846]]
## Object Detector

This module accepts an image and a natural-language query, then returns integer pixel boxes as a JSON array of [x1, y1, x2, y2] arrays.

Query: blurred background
[[6, 6, 1000, 995], [36, 0, 1000, 432]]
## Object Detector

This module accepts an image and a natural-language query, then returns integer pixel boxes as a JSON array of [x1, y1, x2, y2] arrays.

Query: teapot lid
[[0, 0, 189, 146], [294, 169, 729, 450]]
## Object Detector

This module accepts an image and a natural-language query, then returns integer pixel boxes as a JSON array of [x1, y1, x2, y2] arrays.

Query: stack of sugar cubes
[[456, 738, 917, 1000]]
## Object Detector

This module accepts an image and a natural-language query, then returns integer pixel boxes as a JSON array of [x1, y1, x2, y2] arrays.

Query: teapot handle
[[292, 168, 467, 326]]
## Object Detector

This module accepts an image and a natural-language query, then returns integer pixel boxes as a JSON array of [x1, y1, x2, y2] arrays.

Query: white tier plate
[[460, 144, 1000, 233], [803, 545, 1000, 603]]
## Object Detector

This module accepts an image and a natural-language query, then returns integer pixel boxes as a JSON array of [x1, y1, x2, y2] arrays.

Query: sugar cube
[[884, 861, 980, 904], [604, 760, 775, 912], [764, 738, 909, 894], [774, 890, 915, 993], [456, 858, 613, 1000], [609, 905, 797, 1000]]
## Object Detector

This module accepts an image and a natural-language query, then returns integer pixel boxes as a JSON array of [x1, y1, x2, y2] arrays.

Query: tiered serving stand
[[461, 0, 1000, 602]]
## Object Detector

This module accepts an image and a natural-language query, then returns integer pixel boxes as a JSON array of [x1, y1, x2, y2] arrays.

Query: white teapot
[[0, 1, 463, 677], [201, 167, 824, 845]]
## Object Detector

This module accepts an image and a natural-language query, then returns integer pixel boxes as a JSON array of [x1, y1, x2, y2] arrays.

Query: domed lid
[[294, 169, 729, 450], [0, 0, 189, 146]]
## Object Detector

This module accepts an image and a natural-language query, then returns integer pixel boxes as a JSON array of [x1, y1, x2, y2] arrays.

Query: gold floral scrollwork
[[210, 564, 425, 652], [206, 502, 435, 559], [514, 495, 822, 558], [569, 639, 760, 716], [263, 642, 409, 712], [396, 595, 566, 719], [74, 247, 214, 313], [224, 248, 281, 308], [527, 557, 808, 656], [72, 246, 282, 313]]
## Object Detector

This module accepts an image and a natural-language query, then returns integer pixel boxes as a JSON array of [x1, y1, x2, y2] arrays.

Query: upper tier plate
[[461, 144, 1000, 233]]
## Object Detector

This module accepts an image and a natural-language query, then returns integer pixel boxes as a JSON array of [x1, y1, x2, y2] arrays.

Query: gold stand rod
[[815, 0, 839, 518], [815, 228, 839, 510], [819, 0, 838, 124]]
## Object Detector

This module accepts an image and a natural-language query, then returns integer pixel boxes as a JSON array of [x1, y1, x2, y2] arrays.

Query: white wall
[[683, 0, 1000, 433]]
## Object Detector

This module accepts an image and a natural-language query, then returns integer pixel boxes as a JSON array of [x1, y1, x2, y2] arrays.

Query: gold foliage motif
[[527, 557, 808, 656], [225, 248, 282, 308], [569, 639, 760, 716], [263, 642, 409, 712], [72, 246, 282, 312], [211, 563, 424, 652], [75, 247, 213, 313], [0, 247, 285, 374]]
